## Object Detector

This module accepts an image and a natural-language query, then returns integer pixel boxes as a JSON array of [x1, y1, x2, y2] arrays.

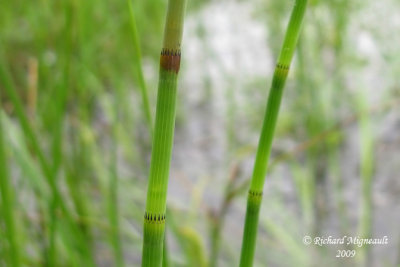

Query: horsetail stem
[[142, 0, 187, 266], [127, 1, 170, 265], [239, 1, 308, 266]]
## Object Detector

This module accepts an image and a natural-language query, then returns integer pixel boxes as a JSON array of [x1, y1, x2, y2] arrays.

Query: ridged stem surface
[[142, 0, 187, 266], [239, 1, 308, 266]]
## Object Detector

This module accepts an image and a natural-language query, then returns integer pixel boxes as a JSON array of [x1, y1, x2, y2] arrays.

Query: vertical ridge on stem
[[142, 0, 187, 266], [239, 1, 308, 266]]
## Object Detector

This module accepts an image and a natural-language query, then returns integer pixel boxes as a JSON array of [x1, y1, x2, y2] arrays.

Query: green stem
[[127, 1, 171, 264], [142, 0, 187, 266], [162, 234, 170, 267], [357, 93, 374, 265], [109, 86, 124, 267], [0, 107, 21, 267], [48, 2, 75, 263], [0, 60, 94, 266], [0, 61, 63, 261], [0, 62, 55, 211], [210, 164, 243, 267], [109, 150, 124, 267], [239, 1, 308, 266], [127, 0, 153, 136]]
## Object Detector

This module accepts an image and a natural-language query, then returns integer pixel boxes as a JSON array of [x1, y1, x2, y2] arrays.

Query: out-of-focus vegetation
[[1, 0, 400, 266]]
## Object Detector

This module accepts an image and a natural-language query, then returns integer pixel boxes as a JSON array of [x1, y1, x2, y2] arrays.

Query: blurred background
[[1, 0, 400, 266]]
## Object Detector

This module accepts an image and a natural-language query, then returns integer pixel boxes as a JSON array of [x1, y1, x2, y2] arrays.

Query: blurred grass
[[0, 0, 166, 264], [0, 99, 21, 266], [0, 0, 399, 266]]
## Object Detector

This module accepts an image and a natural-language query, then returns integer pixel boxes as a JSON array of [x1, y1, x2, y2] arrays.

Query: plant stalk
[[141, 0, 187, 266], [0, 60, 94, 266], [127, 0, 153, 136], [357, 93, 374, 265], [239, 1, 308, 266], [0, 104, 21, 267]]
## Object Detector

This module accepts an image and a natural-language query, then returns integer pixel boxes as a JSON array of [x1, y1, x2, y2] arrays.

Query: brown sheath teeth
[[160, 48, 181, 73]]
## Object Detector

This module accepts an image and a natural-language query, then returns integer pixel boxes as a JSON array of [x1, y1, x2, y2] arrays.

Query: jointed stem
[[239, 1, 308, 266], [142, 0, 187, 266]]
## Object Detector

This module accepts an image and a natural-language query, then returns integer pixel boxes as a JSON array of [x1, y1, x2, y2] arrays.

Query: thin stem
[[0, 105, 21, 267], [127, 0, 153, 136], [127, 1, 171, 264], [0, 60, 94, 266], [109, 148, 124, 267], [209, 163, 243, 267], [239, 1, 308, 266], [142, 0, 187, 266], [108, 84, 125, 267], [357, 93, 374, 265], [0, 62, 55, 208], [48, 2, 75, 263]]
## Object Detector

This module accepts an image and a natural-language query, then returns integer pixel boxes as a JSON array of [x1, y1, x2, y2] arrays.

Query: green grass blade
[[108, 93, 124, 267], [109, 153, 124, 267], [142, 0, 187, 266], [0, 60, 54, 195], [239, 1, 308, 266], [0, 60, 62, 264], [127, 0, 153, 136], [0, 110, 21, 267], [0, 59, 94, 266], [357, 94, 374, 265], [47, 2, 75, 263], [4, 113, 49, 198]]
